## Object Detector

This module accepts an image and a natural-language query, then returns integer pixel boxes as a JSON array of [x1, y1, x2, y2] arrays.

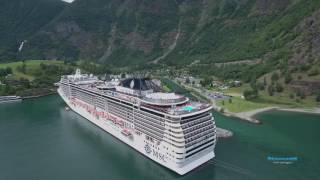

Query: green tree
[[250, 78, 257, 90], [185, 77, 190, 84], [284, 73, 292, 84], [271, 73, 279, 82], [275, 83, 284, 92], [296, 91, 306, 99], [267, 85, 274, 96], [243, 89, 258, 100], [256, 82, 265, 91], [308, 68, 319, 76], [19, 78, 30, 88], [200, 76, 212, 87], [0, 69, 6, 77], [316, 93, 320, 102], [289, 93, 295, 99], [5, 67, 12, 74], [263, 77, 267, 86]]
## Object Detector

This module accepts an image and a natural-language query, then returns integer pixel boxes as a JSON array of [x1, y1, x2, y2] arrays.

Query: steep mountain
[[0, 0, 67, 61], [22, 0, 180, 65], [1, 0, 320, 70]]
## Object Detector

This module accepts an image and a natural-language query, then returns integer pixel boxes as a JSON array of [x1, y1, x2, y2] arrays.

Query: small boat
[[0, 96, 22, 103], [65, 106, 70, 111]]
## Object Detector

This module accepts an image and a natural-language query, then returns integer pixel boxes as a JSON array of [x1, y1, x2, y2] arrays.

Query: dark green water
[[1, 95, 319, 180]]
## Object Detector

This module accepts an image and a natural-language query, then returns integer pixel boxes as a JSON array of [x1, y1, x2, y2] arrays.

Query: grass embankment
[[216, 84, 318, 113], [216, 97, 269, 113], [0, 60, 63, 80]]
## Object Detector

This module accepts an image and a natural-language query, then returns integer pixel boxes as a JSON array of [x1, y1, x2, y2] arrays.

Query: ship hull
[[58, 88, 214, 175]]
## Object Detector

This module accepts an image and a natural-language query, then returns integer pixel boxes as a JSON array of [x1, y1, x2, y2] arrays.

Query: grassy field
[[217, 83, 318, 113], [216, 97, 270, 113], [0, 60, 63, 80]]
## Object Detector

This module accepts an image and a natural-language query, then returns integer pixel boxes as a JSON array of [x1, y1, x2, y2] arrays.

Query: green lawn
[[217, 85, 318, 113], [0, 60, 63, 80], [253, 90, 317, 108], [217, 97, 270, 113], [222, 84, 251, 97]]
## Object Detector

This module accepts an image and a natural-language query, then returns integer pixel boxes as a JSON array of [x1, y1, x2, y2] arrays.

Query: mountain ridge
[[0, 0, 319, 71]]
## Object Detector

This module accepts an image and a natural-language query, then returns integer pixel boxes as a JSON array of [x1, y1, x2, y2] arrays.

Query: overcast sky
[[62, 0, 74, 3]]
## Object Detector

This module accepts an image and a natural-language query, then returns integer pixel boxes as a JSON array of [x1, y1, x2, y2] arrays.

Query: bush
[[289, 93, 295, 99], [284, 73, 292, 84], [243, 89, 258, 100], [308, 68, 319, 76], [256, 82, 265, 91], [0, 67, 13, 77], [267, 85, 274, 96], [316, 93, 320, 102], [275, 83, 284, 92], [5, 67, 12, 74], [296, 91, 306, 99], [300, 64, 311, 71], [271, 73, 279, 82]]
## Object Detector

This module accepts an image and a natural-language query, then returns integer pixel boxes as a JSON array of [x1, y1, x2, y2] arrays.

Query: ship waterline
[[57, 69, 217, 175]]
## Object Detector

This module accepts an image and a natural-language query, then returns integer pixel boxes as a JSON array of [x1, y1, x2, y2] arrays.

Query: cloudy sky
[[62, 0, 74, 3]]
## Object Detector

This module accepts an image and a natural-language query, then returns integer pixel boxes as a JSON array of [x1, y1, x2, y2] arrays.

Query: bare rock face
[[22, 0, 179, 65], [123, 32, 154, 54], [7, 0, 319, 69], [290, 10, 320, 65], [289, 80, 320, 95]]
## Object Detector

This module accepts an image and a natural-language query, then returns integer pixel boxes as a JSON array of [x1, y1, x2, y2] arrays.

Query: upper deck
[[59, 69, 212, 117]]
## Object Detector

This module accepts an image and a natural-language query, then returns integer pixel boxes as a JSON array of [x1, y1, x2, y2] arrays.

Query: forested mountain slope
[[1, 0, 320, 70], [0, 0, 66, 60]]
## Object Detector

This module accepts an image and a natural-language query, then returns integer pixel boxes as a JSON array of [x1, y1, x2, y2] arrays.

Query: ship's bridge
[[141, 92, 189, 106]]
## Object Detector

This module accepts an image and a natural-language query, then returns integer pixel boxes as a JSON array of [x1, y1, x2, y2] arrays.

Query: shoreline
[[22, 92, 57, 100], [218, 106, 320, 124]]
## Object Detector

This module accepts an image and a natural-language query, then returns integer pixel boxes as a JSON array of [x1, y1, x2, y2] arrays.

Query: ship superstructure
[[57, 69, 217, 175]]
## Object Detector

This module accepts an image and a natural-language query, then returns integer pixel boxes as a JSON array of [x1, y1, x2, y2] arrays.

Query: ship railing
[[142, 96, 187, 104]]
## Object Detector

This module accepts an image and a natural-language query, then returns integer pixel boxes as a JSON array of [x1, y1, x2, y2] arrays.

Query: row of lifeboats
[[69, 97, 132, 136], [70, 99, 123, 124], [69, 97, 132, 137]]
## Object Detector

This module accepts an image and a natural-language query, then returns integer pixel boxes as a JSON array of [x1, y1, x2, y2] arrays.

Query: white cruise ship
[[57, 69, 217, 175]]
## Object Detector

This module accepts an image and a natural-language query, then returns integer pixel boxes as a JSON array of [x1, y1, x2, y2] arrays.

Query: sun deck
[[72, 81, 212, 117]]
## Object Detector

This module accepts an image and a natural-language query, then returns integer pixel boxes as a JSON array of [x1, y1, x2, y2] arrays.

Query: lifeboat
[[116, 119, 124, 126], [121, 129, 132, 136]]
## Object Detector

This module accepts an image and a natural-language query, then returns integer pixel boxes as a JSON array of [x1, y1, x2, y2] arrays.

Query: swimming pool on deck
[[183, 106, 194, 111]]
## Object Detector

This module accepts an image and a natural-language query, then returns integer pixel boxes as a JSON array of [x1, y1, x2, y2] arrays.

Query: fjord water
[[1, 95, 319, 180]]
